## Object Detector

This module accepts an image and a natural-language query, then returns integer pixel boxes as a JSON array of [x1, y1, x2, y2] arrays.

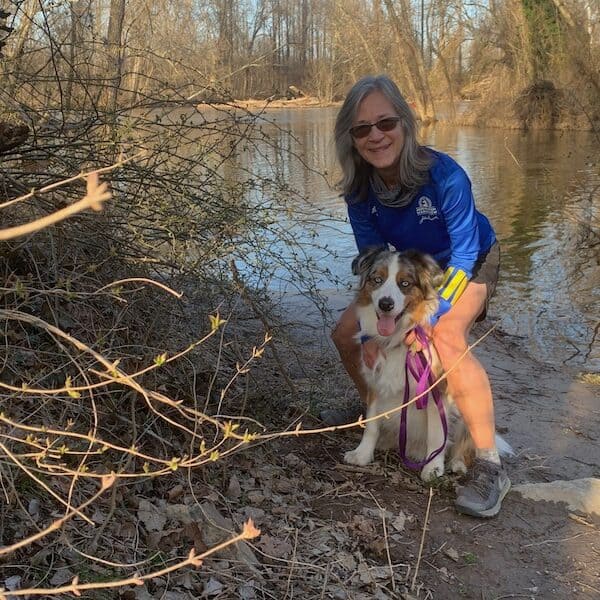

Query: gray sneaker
[[319, 406, 363, 426], [455, 459, 511, 518]]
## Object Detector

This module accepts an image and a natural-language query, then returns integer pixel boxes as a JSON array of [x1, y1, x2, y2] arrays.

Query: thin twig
[[95, 277, 183, 298], [0, 172, 111, 240], [521, 531, 592, 548], [368, 490, 396, 592], [0, 150, 145, 210], [411, 486, 434, 591]]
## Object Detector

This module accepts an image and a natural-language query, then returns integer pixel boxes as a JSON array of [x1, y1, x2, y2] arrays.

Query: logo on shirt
[[416, 196, 438, 224]]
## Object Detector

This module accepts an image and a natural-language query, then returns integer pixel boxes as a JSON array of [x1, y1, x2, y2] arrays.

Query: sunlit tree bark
[[104, 0, 126, 113], [383, 0, 436, 121]]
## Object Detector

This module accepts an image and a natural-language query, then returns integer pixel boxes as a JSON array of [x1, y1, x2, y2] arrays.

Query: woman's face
[[352, 90, 404, 186]]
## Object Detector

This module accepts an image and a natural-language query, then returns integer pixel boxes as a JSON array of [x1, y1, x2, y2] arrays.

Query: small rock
[[49, 568, 74, 586], [338, 552, 357, 571], [168, 484, 184, 502], [91, 509, 106, 524], [137, 499, 167, 532], [28, 498, 40, 520], [243, 506, 266, 523], [391, 511, 407, 532], [444, 547, 459, 562], [227, 475, 242, 500], [238, 581, 258, 599], [204, 577, 224, 596], [284, 453, 301, 467], [4, 575, 21, 591], [274, 478, 295, 494], [247, 491, 265, 505], [514, 478, 600, 516]]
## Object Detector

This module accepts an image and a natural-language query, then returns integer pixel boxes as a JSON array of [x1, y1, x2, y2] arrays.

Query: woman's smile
[[352, 90, 404, 187]]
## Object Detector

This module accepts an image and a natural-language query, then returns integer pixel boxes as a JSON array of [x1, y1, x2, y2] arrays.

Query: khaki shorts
[[471, 241, 500, 322]]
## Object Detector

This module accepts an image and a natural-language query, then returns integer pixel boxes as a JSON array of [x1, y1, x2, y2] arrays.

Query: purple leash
[[398, 326, 448, 470]]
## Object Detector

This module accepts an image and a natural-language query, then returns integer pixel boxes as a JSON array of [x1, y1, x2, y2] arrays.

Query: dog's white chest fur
[[362, 344, 435, 463]]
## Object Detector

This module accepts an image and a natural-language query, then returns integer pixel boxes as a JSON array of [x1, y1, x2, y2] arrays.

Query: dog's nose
[[378, 297, 394, 312]]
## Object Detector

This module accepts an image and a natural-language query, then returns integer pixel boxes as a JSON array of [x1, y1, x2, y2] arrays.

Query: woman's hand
[[361, 338, 382, 369]]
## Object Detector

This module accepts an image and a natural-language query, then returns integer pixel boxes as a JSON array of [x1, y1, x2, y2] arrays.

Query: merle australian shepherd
[[344, 247, 490, 481]]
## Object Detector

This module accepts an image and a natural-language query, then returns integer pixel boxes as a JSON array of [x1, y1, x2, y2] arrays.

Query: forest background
[[0, 1, 598, 598], [1, 0, 599, 126]]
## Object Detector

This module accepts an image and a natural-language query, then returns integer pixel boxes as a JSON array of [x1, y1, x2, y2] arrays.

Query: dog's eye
[[399, 280, 411, 288], [371, 276, 383, 285]]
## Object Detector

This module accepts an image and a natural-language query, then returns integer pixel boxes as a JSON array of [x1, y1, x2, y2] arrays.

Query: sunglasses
[[349, 116, 401, 139]]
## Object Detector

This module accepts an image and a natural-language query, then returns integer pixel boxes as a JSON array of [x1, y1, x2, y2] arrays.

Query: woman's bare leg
[[432, 281, 497, 451], [331, 303, 369, 404]]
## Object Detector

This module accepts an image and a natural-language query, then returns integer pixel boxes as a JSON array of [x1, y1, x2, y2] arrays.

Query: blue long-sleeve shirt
[[346, 150, 496, 279]]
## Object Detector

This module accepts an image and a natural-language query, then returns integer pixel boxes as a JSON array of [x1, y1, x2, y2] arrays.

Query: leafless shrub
[[513, 79, 566, 129]]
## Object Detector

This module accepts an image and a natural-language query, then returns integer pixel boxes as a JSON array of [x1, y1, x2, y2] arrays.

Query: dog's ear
[[401, 249, 444, 293], [351, 245, 386, 276]]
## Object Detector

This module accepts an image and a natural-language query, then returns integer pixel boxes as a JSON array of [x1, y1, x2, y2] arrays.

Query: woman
[[323, 75, 510, 518]]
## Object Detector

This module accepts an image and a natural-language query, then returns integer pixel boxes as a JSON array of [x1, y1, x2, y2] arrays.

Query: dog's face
[[352, 247, 443, 336]]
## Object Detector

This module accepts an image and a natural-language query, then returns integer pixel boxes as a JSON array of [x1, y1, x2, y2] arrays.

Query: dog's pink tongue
[[377, 314, 396, 337]]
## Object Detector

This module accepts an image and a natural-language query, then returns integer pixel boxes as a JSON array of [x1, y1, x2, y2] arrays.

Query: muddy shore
[[246, 291, 600, 599]]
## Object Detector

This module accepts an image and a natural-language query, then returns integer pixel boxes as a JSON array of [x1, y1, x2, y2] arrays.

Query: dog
[[343, 246, 474, 481]]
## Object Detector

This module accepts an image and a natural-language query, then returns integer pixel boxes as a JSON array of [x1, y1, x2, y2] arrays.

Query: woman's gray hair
[[334, 75, 431, 203]]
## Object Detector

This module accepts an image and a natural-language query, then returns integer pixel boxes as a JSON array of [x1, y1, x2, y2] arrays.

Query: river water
[[225, 106, 598, 372]]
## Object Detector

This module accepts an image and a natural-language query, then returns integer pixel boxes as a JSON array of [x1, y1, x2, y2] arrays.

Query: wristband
[[429, 266, 469, 325], [429, 296, 452, 326]]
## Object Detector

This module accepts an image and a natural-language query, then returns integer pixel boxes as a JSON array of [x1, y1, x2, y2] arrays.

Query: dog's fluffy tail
[[451, 421, 514, 467], [496, 434, 514, 457]]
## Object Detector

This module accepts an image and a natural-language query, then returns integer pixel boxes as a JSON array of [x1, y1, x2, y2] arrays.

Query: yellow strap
[[440, 268, 467, 302], [452, 275, 468, 302]]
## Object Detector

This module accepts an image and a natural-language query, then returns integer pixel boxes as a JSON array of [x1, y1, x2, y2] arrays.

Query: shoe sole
[[455, 478, 511, 518]]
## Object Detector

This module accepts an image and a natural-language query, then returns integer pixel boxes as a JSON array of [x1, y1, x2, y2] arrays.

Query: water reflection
[[238, 108, 599, 370]]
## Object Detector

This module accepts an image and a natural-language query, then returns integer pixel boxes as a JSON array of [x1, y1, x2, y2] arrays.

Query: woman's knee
[[432, 323, 468, 363]]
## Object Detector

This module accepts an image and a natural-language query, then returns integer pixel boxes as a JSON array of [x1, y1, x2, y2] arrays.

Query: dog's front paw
[[420, 460, 445, 482], [449, 458, 467, 474], [344, 447, 373, 466]]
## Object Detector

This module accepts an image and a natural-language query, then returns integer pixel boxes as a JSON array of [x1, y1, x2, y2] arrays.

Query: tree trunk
[[382, 0, 436, 122], [550, 0, 599, 97], [1, 0, 38, 96], [104, 0, 126, 114], [65, 1, 88, 112]]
